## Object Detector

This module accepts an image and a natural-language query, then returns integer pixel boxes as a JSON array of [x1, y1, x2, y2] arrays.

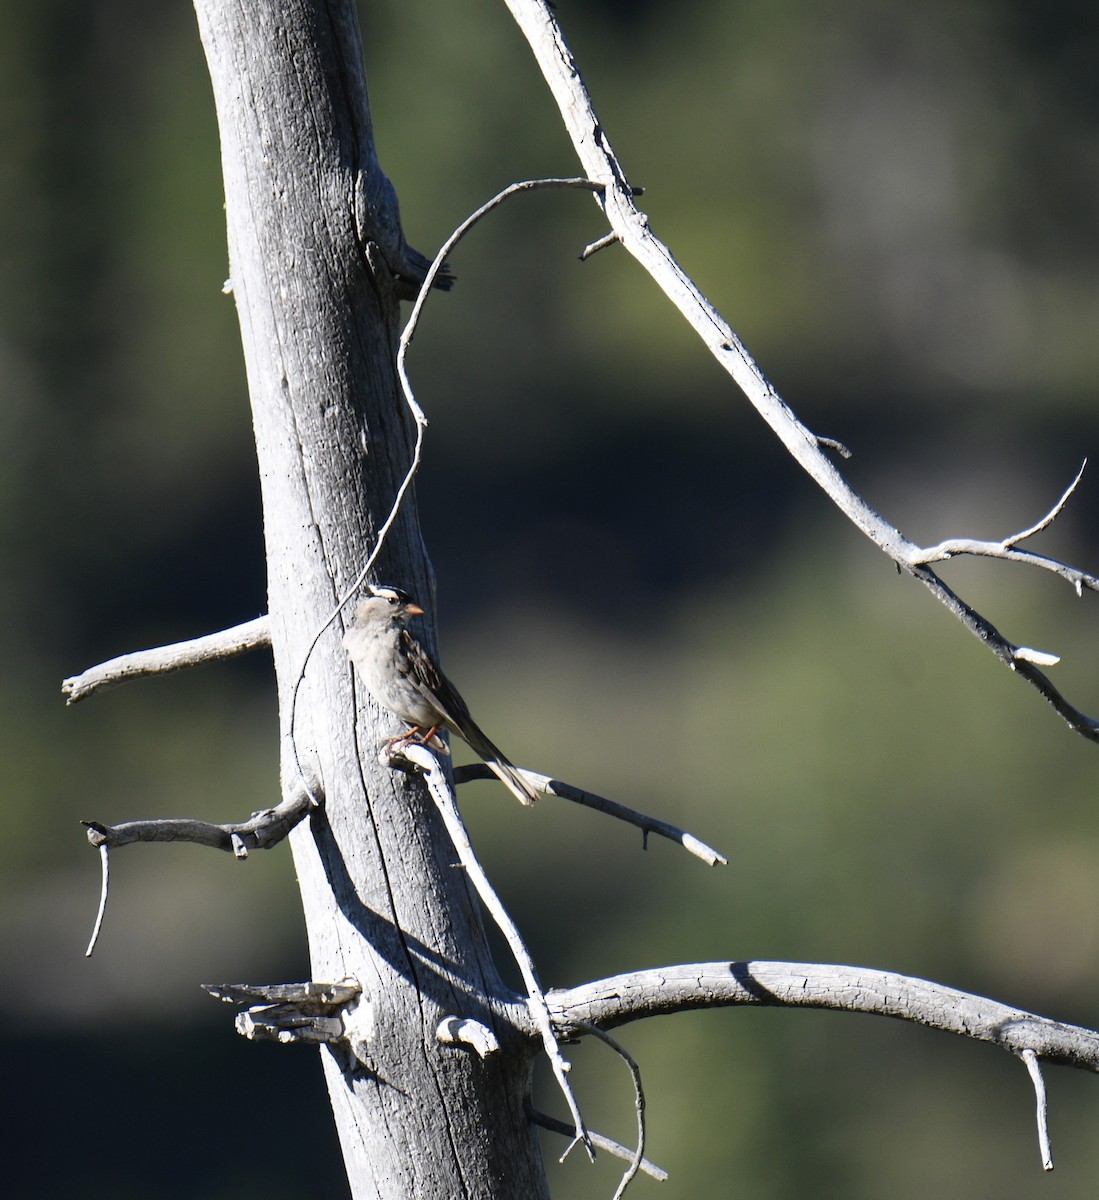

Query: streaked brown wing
[[398, 628, 474, 731]]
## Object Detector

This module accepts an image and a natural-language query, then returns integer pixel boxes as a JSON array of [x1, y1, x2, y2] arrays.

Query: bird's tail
[[463, 724, 540, 805], [483, 755, 541, 806]]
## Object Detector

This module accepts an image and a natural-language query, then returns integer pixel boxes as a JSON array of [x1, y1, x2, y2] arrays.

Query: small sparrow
[[343, 585, 540, 806]]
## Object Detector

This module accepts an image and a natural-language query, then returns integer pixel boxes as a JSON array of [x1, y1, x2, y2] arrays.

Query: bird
[[343, 585, 540, 806]]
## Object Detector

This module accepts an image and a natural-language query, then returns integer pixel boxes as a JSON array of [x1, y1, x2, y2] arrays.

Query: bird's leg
[[386, 725, 450, 755]]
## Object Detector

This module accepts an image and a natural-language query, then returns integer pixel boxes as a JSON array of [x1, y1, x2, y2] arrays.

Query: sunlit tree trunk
[[192, 2, 549, 1194]]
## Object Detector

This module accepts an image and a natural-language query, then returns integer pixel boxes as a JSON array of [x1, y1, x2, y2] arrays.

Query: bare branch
[[547, 962, 1099, 1073], [400, 742, 594, 1160], [82, 786, 314, 856], [908, 568, 1099, 741], [503, 0, 1099, 738], [62, 615, 271, 704], [452, 763, 727, 866], [913, 461, 1098, 595], [80, 786, 314, 954]]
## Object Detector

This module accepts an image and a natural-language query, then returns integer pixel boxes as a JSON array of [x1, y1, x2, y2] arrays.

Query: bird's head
[[356, 584, 425, 624]]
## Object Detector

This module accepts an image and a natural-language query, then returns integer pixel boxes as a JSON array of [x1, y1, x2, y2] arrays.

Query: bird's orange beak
[[404, 602, 425, 616]]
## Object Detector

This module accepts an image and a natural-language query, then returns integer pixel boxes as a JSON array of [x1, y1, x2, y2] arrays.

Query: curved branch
[[504, 0, 1099, 739], [83, 785, 314, 857], [63, 615, 271, 704], [547, 961, 1099, 1071]]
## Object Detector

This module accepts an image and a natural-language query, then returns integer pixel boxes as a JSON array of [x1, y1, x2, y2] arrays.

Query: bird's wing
[[398, 629, 474, 730], [398, 630, 540, 806]]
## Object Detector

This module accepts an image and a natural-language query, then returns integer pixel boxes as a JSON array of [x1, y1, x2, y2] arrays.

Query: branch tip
[[1013, 646, 1060, 667], [1003, 458, 1087, 549]]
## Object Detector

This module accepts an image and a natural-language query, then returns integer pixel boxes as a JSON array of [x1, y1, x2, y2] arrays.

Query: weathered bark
[[192, 2, 549, 1195]]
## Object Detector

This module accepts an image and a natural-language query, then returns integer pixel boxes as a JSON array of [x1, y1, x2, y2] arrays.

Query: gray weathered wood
[[191, 2, 549, 1195]]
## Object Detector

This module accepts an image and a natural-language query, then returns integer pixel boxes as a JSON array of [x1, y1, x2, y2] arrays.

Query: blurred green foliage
[[5, 0, 1099, 1196]]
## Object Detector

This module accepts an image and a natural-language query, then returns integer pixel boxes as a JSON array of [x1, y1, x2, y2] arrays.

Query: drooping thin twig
[[503, 0, 1099, 740], [285, 391, 427, 806], [400, 741, 594, 1161], [528, 1108, 668, 1182], [287, 177, 609, 805], [1020, 1048, 1054, 1171], [79, 787, 315, 951], [85, 843, 110, 957], [569, 1020, 647, 1199], [63, 616, 271, 704], [452, 763, 727, 866], [397, 177, 607, 375]]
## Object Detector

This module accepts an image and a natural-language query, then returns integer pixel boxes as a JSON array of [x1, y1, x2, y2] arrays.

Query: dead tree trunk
[[192, 2, 549, 1194]]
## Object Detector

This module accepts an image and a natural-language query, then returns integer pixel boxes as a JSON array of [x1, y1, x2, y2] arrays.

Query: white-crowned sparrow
[[343, 585, 540, 806]]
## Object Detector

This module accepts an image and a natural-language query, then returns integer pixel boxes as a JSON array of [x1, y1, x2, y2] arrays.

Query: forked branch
[[914, 460, 1098, 598], [546, 960, 1099, 1170], [504, 0, 1099, 740]]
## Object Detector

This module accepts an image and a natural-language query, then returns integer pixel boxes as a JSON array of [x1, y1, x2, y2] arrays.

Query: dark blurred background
[[6, 0, 1099, 1195]]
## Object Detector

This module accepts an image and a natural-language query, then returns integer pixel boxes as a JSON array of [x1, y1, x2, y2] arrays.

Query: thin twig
[[401, 742, 594, 1160], [1020, 1048, 1055, 1171], [528, 1108, 668, 1182], [287, 177, 609, 805], [397, 177, 606, 373], [85, 843, 110, 957], [63, 616, 271, 704], [579, 230, 620, 260], [569, 1020, 647, 1199], [452, 763, 727, 866], [913, 462, 1099, 597], [1006, 458, 1087, 547], [503, 0, 1099, 740]]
